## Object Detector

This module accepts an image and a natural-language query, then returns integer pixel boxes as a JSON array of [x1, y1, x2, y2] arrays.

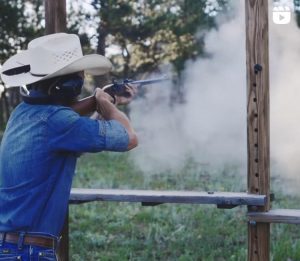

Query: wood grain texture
[[245, 0, 270, 260], [45, 1, 67, 258], [246, 0, 270, 207], [69, 188, 266, 206], [248, 223, 270, 261], [45, 0, 66, 34], [248, 209, 300, 224]]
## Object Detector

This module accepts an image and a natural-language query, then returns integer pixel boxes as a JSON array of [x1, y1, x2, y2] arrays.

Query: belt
[[0, 232, 57, 249]]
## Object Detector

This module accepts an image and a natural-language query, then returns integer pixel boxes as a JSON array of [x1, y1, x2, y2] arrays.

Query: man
[[0, 33, 138, 260]]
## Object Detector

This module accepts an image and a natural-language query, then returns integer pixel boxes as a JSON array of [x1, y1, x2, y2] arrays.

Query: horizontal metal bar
[[69, 188, 266, 207]]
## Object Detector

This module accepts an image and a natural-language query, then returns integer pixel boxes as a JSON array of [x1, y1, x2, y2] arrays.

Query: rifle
[[71, 75, 169, 115], [102, 75, 169, 97]]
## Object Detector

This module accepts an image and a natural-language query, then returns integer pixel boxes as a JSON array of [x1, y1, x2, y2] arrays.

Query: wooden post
[[45, 0, 66, 34], [44, 0, 68, 259], [245, 0, 270, 260], [57, 208, 69, 261]]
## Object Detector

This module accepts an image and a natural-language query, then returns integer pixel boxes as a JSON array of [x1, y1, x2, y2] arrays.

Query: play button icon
[[273, 6, 291, 25]]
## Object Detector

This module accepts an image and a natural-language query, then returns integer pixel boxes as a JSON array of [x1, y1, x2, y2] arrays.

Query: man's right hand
[[94, 88, 116, 119], [94, 87, 114, 104]]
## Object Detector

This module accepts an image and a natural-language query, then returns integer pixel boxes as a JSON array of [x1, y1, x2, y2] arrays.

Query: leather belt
[[0, 233, 57, 249]]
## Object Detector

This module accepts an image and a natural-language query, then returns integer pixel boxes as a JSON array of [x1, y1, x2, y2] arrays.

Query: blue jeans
[[0, 233, 58, 261]]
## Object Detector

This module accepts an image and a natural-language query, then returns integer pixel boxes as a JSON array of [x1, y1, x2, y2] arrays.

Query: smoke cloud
[[129, 1, 300, 193], [270, 3, 300, 193]]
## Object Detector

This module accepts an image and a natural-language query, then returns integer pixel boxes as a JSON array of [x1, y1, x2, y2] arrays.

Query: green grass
[[69, 152, 300, 260]]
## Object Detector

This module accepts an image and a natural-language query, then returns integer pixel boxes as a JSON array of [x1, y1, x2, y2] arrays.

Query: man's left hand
[[115, 84, 137, 105]]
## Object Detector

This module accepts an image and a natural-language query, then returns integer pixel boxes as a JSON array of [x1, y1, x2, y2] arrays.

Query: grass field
[[70, 152, 300, 261]]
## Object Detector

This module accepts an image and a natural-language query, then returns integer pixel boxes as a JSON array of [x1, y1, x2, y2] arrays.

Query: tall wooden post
[[44, 0, 68, 260], [57, 210, 69, 261], [45, 0, 66, 34], [245, 0, 270, 260]]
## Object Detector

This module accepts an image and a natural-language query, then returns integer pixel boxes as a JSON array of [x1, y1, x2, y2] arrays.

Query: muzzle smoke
[[270, 0, 300, 193], [129, 1, 300, 194]]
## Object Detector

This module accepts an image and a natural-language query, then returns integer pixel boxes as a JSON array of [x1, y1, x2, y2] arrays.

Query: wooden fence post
[[245, 0, 270, 260], [45, 0, 66, 34], [57, 208, 69, 261], [44, 0, 68, 259]]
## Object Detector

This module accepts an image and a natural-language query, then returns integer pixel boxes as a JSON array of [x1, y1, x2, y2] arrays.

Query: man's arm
[[71, 84, 137, 117], [94, 88, 138, 150]]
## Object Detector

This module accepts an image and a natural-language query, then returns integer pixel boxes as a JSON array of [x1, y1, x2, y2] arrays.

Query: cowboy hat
[[0, 33, 112, 87]]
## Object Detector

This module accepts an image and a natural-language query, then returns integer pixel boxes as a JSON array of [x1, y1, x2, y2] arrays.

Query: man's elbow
[[127, 132, 138, 150]]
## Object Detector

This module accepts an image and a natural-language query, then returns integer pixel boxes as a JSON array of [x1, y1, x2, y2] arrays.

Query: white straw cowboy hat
[[0, 33, 112, 87]]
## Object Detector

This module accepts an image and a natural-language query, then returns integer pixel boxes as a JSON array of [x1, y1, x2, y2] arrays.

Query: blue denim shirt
[[0, 102, 129, 236]]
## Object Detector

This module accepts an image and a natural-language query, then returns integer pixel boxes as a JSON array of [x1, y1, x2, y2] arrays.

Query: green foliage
[[295, 0, 300, 27], [0, 0, 43, 126], [86, 0, 229, 77], [70, 153, 300, 260], [0, 0, 44, 64]]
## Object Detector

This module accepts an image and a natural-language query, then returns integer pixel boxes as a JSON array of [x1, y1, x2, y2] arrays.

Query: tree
[[0, 0, 44, 64], [0, 0, 44, 127], [0, 0, 230, 128], [294, 0, 300, 26], [86, 0, 228, 103], [86, 0, 228, 76]]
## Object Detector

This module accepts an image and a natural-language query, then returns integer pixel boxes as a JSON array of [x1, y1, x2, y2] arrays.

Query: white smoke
[[129, 0, 300, 194], [270, 4, 300, 193], [182, 3, 246, 167], [129, 80, 189, 173], [129, 2, 246, 175]]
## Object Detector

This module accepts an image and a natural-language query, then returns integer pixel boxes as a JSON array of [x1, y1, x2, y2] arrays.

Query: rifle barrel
[[127, 76, 169, 86]]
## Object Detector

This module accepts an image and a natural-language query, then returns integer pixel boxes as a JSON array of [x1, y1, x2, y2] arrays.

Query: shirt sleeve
[[47, 107, 129, 153]]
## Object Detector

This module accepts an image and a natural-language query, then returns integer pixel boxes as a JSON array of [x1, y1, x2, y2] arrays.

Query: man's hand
[[115, 84, 137, 106], [94, 87, 138, 150], [95, 87, 114, 103], [71, 85, 136, 117], [94, 88, 116, 118]]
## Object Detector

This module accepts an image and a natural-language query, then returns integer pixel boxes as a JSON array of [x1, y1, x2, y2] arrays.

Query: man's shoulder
[[46, 105, 82, 133], [13, 103, 80, 129], [47, 105, 78, 118], [14, 102, 76, 117]]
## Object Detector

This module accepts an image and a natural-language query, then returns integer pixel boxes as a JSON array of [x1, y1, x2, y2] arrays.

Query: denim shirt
[[0, 102, 129, 236]]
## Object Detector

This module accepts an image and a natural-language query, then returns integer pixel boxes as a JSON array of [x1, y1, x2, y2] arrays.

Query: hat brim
[[0, 51, 112, 87]]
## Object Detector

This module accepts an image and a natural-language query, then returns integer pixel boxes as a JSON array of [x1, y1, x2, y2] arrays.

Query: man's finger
[[95, 88, 115, 103], [125, 85, 138, 96], [125, 86, 134, 96]]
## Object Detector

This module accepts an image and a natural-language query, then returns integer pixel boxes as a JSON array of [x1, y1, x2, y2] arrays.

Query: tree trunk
[[94, 21, 110, 88]]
